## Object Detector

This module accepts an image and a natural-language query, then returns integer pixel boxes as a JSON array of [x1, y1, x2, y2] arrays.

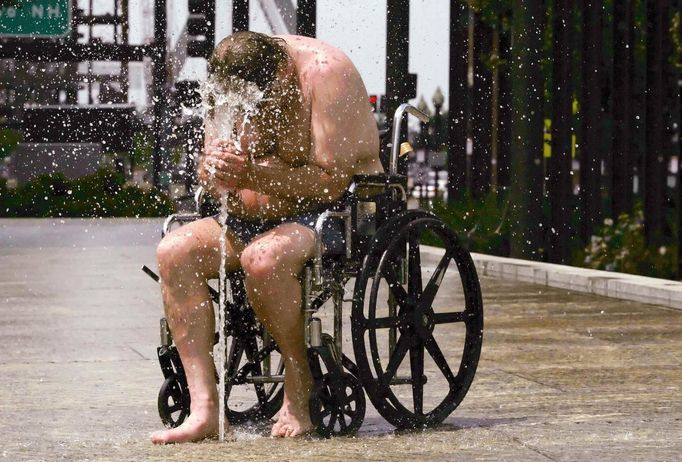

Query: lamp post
[[432, 86, 444, 149], [432, 87, 446, 200], [416, 95, 431, 154], [415, 96, 432, 206]]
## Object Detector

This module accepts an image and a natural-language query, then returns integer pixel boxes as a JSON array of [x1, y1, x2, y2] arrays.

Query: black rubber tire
[[310, 372, 366, 437], [351, 210, 484, 429], [158, 374, 190, 428]]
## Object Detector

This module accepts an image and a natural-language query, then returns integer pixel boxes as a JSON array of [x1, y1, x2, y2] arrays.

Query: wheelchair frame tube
[[389, 103, 430, 175], [162, 213, 201, 237], [333, 283, 343, 357]]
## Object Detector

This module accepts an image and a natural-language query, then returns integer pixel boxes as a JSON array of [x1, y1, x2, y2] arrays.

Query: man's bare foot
[[151, 403, 221, 444], [271, 395, 314, 438]]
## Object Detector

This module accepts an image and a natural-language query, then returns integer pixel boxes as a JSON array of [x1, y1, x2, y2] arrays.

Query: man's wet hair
[[208, 32, 289, 96]]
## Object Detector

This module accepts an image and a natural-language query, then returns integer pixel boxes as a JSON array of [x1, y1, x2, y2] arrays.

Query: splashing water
[[199, 74, 264, 442]]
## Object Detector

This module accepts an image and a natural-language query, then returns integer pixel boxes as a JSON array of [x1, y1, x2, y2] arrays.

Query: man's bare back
[[151, 33, 381, 444]]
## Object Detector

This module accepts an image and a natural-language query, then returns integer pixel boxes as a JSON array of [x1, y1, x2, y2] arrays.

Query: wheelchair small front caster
[[310, 372, 365, 437], [158, 374, 190, 428]]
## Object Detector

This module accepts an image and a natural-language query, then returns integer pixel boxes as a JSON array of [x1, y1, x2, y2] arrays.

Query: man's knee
[[240, 243, 302, 283], [156, 233, 203, 280]]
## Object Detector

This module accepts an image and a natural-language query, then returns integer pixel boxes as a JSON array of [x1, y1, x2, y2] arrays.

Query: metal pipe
[[162, 213, 201, 237], [152, 0, 168, 189], [160, 318, 172, 346], [361, 182, 408, 202], [389, 103, 430, 175], [246, 375, 285, 383], [333, 284, 343, 358], [310, 318, 322, 347], [262, 332, 271, 376], [303, 266, 314, 347]]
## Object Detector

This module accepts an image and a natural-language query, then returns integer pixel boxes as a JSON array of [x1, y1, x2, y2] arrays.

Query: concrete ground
[[1, 218, 680, 461]]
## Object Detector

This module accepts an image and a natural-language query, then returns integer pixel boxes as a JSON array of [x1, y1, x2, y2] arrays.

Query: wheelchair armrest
[[350, 174, 408, 202], [351, 173, 406, 185], [162, 212, 202, 237], [312, 209, 352, 287]]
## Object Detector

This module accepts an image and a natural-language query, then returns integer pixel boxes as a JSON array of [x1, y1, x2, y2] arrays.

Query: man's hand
[[203, 139, 250, 190]]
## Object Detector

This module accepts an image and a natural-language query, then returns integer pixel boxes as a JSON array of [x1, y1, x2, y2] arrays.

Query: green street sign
[[0, 0, 72, 38]]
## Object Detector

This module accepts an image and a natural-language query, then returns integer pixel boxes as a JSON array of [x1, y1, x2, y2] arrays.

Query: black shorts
[[213, 207, 346, 254]]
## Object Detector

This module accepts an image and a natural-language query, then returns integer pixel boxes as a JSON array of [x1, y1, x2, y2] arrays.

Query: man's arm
[[243, 160, 348, 204], [243, 75, 359, 203]]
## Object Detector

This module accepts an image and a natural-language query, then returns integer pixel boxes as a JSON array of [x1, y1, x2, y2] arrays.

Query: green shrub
[[0, 128, 22, 159], [581, 208, 676, 279], [427, 193, 509, 255], [0, 169, 175, 217]]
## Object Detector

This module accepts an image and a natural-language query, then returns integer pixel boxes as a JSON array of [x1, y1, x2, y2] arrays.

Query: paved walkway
[[1, 218, 680, 461]]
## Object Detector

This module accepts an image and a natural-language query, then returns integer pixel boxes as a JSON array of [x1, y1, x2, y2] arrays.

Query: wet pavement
[[1, 218, 681, 461]]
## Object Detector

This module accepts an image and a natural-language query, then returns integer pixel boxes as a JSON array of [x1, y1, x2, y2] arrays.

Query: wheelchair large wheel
[[351, 210, 483, 429]]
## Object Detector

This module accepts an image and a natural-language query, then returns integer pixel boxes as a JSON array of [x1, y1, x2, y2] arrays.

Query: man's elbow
[[318, 174, 350, 202]]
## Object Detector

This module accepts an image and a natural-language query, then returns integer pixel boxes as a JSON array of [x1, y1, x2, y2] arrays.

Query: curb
[[472, 253, 682, 310], [422, 246, 682, 310]]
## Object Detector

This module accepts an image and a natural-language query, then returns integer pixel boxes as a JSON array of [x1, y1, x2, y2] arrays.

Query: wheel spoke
[[424, 335, 456, 385], [254, 382, 268, 404], [344, 408, 357, 418], [383, 266, 410, 309], [418, 251, 453, 312], [225, 340, 244, 396], [382, 334, 411, 386], [432, 311, 467, 324], [367, 315, 399, 329], [338, 413, 348, 431], [408, 232, 423, 298], [409, 342, 424, 415], [167, 402, 182, 413], [327, 411, 338, 429], [243, 335, 258, 363]]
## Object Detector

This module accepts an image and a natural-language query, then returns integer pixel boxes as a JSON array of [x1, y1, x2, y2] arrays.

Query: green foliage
[[0, 128, 22, 159], [130, 129, 154, 169], [427, 193, 509, 255], [468, 0, 512, 26], [672, 11, 682, 69], [580, 208, 676, 279], [0, 169, 175, 218]]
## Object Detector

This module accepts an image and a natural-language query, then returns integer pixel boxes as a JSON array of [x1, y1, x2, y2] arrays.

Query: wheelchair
[[143, 103, 484, 437]]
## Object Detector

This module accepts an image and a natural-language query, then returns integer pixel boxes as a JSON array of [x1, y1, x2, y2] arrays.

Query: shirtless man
[[151, 32, 381, 444]]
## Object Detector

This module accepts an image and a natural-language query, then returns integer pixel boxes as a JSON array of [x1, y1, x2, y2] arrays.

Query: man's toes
[[271, 421, 283, 437], [272, 423, 291, 438], [150, 430, 170, 445]]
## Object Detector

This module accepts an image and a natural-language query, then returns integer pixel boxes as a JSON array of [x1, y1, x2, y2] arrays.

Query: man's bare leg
[[240, 223, 315, 437], [151, 218, 241, 444]]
